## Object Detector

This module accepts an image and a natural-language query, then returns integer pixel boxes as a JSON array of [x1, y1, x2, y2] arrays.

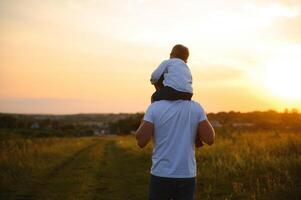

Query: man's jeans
[[148, 174, 196, 200]]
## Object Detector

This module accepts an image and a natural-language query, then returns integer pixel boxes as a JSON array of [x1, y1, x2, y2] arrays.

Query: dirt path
[[92, 140, 151, 200], [14, 138, 107, 200], [9, 137, 151, 200]]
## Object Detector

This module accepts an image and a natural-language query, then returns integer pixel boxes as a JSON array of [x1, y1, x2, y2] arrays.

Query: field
[[0, 132, 300, 200]]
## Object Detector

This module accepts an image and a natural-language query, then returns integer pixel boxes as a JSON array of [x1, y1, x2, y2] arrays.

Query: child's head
[[170, 44, 189, 63]]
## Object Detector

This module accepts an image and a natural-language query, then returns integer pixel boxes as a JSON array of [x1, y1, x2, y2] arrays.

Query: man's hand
[[154, 75, 164, 91], [196, 119, 215, 146], [195, 136, 204, 148], [154, 82, 164, 91]]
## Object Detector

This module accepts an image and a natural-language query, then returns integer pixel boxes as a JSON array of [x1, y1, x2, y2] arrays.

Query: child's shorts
[[151, 86, 193, 103]]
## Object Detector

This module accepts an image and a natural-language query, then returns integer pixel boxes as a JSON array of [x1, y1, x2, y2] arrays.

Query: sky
[[1, 0, 301, 114]]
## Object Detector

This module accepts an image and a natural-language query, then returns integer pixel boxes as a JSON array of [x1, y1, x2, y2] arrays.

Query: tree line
[[0, 109, 300, 138]]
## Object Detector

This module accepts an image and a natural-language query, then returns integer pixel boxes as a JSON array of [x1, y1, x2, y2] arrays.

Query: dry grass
[[195, 132, 301, 199], [0, 132, 300, 199]]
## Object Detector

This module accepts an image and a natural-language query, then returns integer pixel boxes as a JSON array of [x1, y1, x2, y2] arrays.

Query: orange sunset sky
[[1, 0, 301, 114]]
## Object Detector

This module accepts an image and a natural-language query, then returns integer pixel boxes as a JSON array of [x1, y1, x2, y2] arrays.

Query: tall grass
[[0, 136, 97, 198], [112, 132, 300, 199], [196, 132, 301, 199], [0, 132, 300, 199]]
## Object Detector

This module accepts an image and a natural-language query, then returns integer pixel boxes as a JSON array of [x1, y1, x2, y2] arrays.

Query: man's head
[[170, 44, 189, 63]]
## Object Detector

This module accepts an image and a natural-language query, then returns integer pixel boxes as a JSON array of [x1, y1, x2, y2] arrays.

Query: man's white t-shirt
[[143, 100, 207, 178], [150, 58, 193, 93]]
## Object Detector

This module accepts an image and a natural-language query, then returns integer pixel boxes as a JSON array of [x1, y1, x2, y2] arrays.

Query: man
[[135, 100, 215, 200]]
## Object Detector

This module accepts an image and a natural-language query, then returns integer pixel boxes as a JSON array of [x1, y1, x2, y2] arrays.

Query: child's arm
[[150, 60, 168, 85]]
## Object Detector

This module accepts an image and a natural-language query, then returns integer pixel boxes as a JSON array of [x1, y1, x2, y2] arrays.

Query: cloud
[[267, 15, 301, 43], [192, 65, 248, 89], [201, 68, 245, 81]]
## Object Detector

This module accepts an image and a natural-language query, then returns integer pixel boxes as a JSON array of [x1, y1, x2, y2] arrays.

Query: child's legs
[[151, 87, 174, 102], [151, 86, 193, 103]]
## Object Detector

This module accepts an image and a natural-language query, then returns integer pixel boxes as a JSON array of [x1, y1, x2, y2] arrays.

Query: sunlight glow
[[264, 46, 301, 100]]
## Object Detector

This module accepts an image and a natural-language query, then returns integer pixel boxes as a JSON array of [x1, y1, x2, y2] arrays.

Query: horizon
[[1, 107, 299, 116], [1, 0, 301, 114]]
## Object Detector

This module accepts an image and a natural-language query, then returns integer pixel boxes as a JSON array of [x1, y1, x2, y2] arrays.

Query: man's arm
[[197, 119, 215, 145], [135, 120, 154, 148]]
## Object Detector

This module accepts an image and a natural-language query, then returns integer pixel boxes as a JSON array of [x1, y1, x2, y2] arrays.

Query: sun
[[264, 52, 301, 100]]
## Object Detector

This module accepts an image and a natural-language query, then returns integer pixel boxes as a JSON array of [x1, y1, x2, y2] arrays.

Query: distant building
[[82, 122, 105, 128], [210, 120, 222, 128], [34, 116, 48, 120], [31, 122, 40, 129], [94, 130, 103, 136], [94, 129, 109, 136], [232, 123, 254, 127]]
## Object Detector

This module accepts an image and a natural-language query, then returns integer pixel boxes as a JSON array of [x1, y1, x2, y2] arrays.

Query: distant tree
[[109, 113, 143, 135], [0, 115, 17, 128], [291, 108, 299, 114]]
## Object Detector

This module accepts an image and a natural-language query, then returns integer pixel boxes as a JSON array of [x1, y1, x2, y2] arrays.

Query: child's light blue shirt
[[150, 58, 193, 93]]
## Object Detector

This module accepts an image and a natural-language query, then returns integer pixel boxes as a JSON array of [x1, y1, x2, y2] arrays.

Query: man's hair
[[171, 44, 189, 62]]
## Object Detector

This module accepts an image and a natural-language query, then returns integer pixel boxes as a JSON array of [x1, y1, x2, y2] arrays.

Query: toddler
[[150, 44, 193, 102]]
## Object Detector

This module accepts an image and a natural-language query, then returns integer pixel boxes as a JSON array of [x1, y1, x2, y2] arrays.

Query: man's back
[[143, 100, 207, 178]]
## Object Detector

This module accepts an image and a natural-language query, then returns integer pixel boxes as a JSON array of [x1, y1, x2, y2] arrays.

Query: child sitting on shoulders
[[150, 44, 193, 102]]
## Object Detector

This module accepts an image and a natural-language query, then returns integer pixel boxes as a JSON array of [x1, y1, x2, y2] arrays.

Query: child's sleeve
[[150, 60, 169, 84]]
